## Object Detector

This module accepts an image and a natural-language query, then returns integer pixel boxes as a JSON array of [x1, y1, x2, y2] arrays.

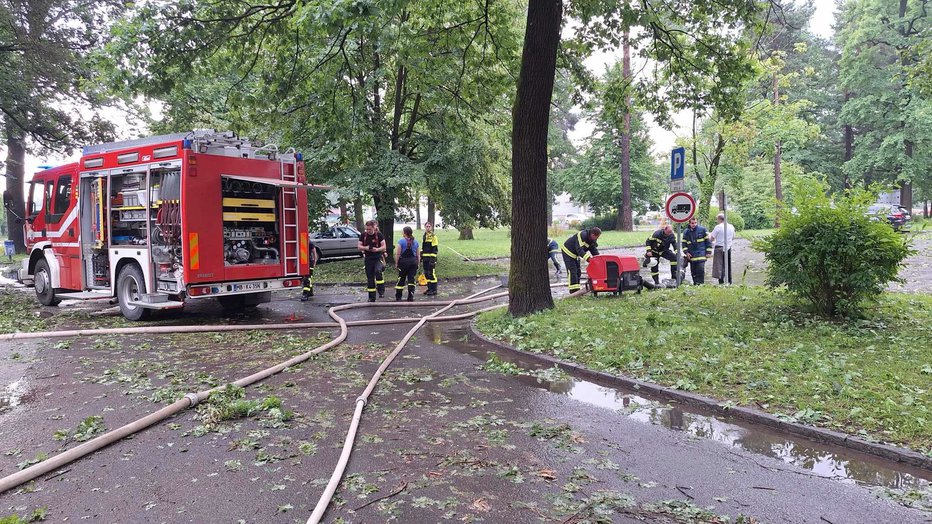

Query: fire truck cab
[[20, 130, 310, 320]]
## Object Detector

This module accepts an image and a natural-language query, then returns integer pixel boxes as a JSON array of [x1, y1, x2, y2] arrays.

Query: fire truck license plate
[[234, 283, 263, 291]]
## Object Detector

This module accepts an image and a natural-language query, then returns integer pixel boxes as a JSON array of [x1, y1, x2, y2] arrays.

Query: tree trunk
[[458, 227, 474, 240], [426, 197, 435, 226], [5, 125, 26, 253], [353, 197, 364, 231], [901, 142, 913, 211], [372, 191, 395, 251], [773, 74, 783, 228], [924, 200, 929, 218], [415, 193, 421, 230], [339, 200, 349, 224], [843, 91, 853, 189], [897, 0, 913, 212], [508, 0, 561, 317], [617, 29, 633, 232]]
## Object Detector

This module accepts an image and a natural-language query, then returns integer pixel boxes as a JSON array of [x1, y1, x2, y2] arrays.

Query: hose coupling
[[355, 397, 367, 407], [184, 392, 201, 407]]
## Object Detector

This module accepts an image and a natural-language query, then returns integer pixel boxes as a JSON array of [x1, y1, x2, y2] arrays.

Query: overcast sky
[[571, 0, 838, 156]]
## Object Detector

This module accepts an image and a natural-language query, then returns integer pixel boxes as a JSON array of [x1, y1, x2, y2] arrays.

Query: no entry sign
[[665, 192, 696, 223]]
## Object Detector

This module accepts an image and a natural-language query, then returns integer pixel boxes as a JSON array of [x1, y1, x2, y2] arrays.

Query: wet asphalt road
[[0, 279, 929, 523]]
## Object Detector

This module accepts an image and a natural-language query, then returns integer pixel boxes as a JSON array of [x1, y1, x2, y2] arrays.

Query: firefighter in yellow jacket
[[421, 222, 439, 296], [561, 227, 601, 292]]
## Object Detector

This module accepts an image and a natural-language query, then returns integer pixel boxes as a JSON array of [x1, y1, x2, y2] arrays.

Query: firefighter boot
[[395, 288, 403, 301], [368, 290, 377, 302], [408, 284, 415, 301], [426, 282, 437, 296]]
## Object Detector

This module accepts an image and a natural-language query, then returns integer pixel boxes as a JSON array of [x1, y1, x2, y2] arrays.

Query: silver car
[[311, 225, 362, 260]]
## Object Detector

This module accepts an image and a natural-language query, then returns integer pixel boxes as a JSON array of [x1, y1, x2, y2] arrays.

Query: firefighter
[[561, 227, 601, 292], [421, 221, 439, 296], [547, 237, 562, 276], [300, 237, 318, 301], [358, 220, 387, 302], [682, 217, 711, 285], [373, 223, 386, 298], [394, 226, 420, 302], [644, 225, 678, 285]]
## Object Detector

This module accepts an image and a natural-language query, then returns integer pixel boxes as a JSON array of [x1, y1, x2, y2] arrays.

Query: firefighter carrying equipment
[[644, 228, 679, 285], [561, 229, 600, 291], [682, 223, 712, 285], [422, 231, 439, 295]]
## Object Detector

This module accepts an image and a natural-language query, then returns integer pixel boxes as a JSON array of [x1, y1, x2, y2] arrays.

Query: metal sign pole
[[675, 223, 683, 287]]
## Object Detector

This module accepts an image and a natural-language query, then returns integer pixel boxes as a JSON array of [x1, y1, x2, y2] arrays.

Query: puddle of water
[[431, 324, 932, 492], [0, 379, 27, 412]]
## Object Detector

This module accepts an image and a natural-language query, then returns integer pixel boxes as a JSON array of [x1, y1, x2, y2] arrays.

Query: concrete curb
[[468, 321, 932, 471]]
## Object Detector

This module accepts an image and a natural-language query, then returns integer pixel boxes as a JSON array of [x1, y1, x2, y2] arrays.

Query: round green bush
[[754, 180, 912, 317]]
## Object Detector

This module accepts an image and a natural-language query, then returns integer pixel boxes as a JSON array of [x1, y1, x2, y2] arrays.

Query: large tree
[[108, 0, 523, 248], [509, 0, 776, 315], [1, 0, 120, 251]]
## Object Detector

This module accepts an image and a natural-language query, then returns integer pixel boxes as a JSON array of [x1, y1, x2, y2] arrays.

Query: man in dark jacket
[[561, 228, 601, 292], [682, 217, 712, 285], [644, 225, 679, 285], [547, 237, 562, 276]]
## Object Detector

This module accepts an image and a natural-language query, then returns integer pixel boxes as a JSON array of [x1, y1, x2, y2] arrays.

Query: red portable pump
[[585, 254, 643, 296]]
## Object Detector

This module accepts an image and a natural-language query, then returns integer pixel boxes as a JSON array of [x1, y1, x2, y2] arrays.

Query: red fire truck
[[19, 130, 310, 320]]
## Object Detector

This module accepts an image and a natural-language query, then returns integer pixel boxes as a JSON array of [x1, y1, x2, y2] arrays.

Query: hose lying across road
[[0, 283, 584, 521]]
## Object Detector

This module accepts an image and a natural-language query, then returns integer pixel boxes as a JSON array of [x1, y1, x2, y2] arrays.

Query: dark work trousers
[[364, 255, 382, 301], [422, 257, 437, 295], [395, 257, 418, 301], [688, 259, 706, 285], [562, 253, 582, 292], [375, 259, 385, 297], [648, 250, 678, 284], [301, 266, 315, 298], [548, 252, 562, 272]]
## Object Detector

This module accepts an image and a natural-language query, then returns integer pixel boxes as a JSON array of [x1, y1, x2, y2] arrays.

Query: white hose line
[[0, 293, 511, 341], [0, 292, 513, 495], [307, 284, 503, 524]]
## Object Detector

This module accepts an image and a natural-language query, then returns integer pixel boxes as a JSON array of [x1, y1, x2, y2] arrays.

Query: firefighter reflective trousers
[[395, 257, 418, 301], [688, 259, 706, 285], [562, 253, 582, 292], [302, 267, 315, 297], [364, 255, 384, 301], [422, 257, 437, 295], [647, 250, 678, 284]]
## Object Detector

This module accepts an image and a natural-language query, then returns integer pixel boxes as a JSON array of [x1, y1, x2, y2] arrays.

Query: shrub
[[754, 180, 912, 317], [706, 206, 745, 231], [582, 214, 617, 230]]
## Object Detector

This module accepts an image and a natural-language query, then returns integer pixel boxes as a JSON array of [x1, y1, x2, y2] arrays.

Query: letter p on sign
[[671, 147, 685, 181]]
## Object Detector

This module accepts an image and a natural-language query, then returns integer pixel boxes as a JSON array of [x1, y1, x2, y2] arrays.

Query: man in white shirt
[[710, 213, 736, 285]]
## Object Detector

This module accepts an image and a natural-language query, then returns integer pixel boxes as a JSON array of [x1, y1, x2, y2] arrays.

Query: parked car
[[311, 225, 362, 259], [866, 204, 911, 231]]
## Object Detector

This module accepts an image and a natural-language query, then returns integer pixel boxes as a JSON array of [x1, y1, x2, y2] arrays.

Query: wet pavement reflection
[[429, 323, 932, 492]]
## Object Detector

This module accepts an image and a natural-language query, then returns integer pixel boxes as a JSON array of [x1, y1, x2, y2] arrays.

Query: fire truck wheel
[[117, 264, 151, 321], [34, 259, 61, 306]]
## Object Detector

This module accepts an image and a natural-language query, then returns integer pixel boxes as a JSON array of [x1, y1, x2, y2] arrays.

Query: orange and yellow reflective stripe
[[189, 233, 200, 270], [300, 232, 308, 265]]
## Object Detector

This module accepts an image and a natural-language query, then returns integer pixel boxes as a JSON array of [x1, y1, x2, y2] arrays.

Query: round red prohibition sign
[[665, 192, 697, 223]]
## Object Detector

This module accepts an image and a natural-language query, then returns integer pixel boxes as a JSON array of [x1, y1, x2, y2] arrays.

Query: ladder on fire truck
[[280, 154, 301, 277]]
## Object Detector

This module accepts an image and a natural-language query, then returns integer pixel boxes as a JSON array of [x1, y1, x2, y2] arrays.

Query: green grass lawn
[[416, 228, 668, 259], [314, 255, 505, 284], [476, 286, 932, 453]]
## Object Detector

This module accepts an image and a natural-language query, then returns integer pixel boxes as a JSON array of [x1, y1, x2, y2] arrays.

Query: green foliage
[[581, 214, 618, 231], [477, 286, 932, 451], [54, 416, 106, 444], [0, 507, 46, 524], [706, 206, 744, 231], [197, 385, 293, 432], [755, 179, 912, 317]]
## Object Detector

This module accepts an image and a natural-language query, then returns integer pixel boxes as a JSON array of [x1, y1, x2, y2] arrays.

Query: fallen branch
[[353, 481, 407, 511]]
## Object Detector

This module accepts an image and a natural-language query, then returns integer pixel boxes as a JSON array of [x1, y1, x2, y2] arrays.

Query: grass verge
[[475, 286, 932, 454]]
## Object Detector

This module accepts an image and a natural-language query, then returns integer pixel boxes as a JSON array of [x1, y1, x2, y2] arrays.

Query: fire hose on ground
[[0, 283, 588, 520]]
